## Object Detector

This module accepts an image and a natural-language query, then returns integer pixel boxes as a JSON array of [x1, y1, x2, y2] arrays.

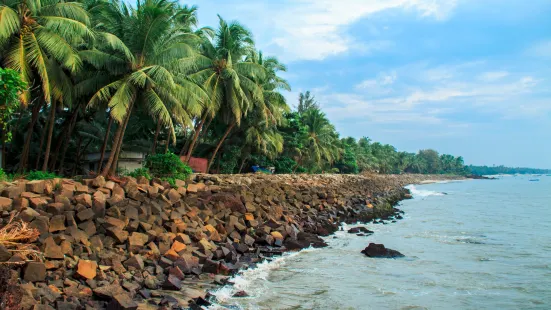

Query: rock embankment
[[0, 173, 461, 309]]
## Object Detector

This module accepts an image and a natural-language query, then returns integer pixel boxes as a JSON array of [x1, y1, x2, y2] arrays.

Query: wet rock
[[347, 227, 374, 235], [233, 290, 249, 297], [162, 274, 182, 290], [361, 243, 404, 258]]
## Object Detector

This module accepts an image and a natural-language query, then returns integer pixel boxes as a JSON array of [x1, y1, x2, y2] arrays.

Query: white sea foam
[[405, 185, 445, 198], [208, 248, 318, 309]]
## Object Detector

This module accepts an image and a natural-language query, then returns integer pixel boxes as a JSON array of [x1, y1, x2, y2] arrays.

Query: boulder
[[361, 243, 404, 258]]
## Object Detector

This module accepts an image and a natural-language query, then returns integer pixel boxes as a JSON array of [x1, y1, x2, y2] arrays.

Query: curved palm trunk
[[107, 110, 132, 176], [97, 116, 113, 174], [207, 122, 235, 173], [41, 100, 57, 171], [101, 120, 124, 177], [183, 113, 207, 162], [152, 118, 162, 155], [35, 116, 49, 170], [50, 108, 78, 171], [105, 101, 134, 177], [57, 111, 79, 173], [19, 101, 43, 172]]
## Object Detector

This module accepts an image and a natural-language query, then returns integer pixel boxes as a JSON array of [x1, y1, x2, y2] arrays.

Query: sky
[[190, 0, 551, 168]]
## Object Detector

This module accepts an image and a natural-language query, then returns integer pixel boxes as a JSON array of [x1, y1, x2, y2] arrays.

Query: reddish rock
[[77, 259, 98, 279], [29, 196, 48, 208], [77, 208, 95, 222], [92, 176, 106, 188], [123, 255, 144, 270], [74, 193, 92, 207], [162, 274, 182, 290], [44, 237, 64, 259], [106, 227, 129, 244]]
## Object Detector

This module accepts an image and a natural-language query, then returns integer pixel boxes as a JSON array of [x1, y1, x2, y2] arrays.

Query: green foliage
[[144, 153, 192, 180], [0, 68, 26, 142], [26, 171, 60, 181], [127, 168, 152, 180], [0, 168, 7, 181]]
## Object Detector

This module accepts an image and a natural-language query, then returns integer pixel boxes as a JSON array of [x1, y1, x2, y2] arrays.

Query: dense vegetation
[[467, 166, 551, 176], [0, 0, 470, 179]]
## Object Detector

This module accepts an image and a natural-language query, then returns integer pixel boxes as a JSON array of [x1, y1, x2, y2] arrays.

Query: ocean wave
[[207, 248, 318, 309], [405, 185, 446, 198]]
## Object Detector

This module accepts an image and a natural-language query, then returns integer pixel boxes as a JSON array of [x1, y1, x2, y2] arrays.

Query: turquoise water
[[210, 175, 551, 310]]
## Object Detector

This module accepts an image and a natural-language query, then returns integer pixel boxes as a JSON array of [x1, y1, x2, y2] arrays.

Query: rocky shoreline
[[0, 173, 465, 309]]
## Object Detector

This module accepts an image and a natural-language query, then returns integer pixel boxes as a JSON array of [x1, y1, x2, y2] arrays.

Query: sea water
[[209, 175, 551, 309]]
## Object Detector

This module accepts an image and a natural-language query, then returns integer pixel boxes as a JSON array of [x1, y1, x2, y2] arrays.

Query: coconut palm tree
[[181, 16, 265, 171], [295, 108, 340, 172], [0, 0, 93, 171], [83, 0, 205, 176]]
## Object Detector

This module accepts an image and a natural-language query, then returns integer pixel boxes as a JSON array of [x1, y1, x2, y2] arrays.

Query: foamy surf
[[405, 185, 446, 198], [207, 248, 318, 309]]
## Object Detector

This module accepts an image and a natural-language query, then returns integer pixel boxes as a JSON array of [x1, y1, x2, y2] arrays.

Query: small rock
[[77, 259, 98, 279], [107, 293, 138, 310]]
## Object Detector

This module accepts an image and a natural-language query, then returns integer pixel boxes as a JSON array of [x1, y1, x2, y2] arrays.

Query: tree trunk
[[57, 110, 79, 173], [199, 116, 213, 144], [19, 101, 43, 172], [183, 113, 207, 162], [207, 122, 235, 172], [152, 118, 162, 155], [103, 102, 133, 177], [97, 116, 113, 174], [35, 115, 49, 170], [238, 155, 248, 174], [71, 136, 82, 176], [110, 108, 133, 176], [41, 100, 57, 171], [101, 120, 124, 177], [164, 136, 169, 154], [49, 108, 78, 171]]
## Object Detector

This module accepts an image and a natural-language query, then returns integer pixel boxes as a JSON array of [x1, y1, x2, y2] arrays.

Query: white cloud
[[478, 71, 510, 81], [318, 63, 547, 128], [268, 0, 458, 61]]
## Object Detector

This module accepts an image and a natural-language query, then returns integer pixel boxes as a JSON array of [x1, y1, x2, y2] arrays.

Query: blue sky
[[191, 0, 551, 168]]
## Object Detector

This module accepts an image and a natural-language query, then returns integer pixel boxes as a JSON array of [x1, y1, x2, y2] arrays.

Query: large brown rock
[[26, 180, 45, 194], [0, 197, 13, 210]]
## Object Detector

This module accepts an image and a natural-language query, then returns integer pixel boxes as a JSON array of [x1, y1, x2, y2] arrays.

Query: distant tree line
[[467, 165, 551, 175]]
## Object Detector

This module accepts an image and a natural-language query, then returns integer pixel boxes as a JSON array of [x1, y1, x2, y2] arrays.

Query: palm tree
[[0, 0, 92, 171], [84, 0, 205, 176], [181, 16, 265, 172], [296, 108, 340, 172]]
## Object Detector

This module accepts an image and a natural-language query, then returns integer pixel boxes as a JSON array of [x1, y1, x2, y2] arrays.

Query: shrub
[[0, 169, 7, 182], [127, 168, 151, 180], [25, 171, 60, 180], [144, 153, 192, 181]]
